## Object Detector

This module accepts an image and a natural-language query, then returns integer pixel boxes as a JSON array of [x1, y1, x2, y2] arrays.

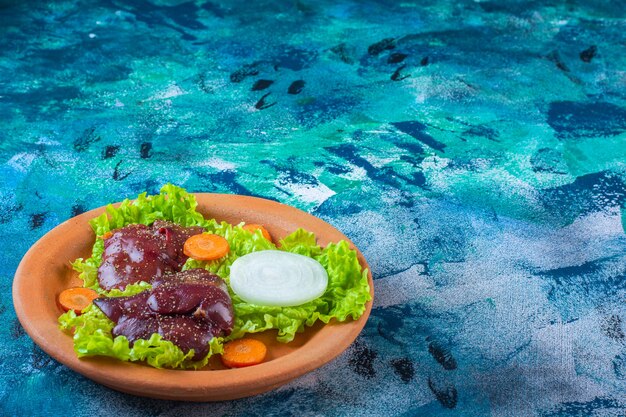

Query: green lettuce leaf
[[61, 185, 371, 369], [278, 228, 322, 257]]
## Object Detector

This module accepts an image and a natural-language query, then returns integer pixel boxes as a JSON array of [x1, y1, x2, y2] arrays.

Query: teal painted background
[[1, 0, 626, 416]]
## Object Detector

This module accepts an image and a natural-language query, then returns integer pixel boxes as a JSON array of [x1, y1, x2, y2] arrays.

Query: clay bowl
[[12, 193, 374, 401]]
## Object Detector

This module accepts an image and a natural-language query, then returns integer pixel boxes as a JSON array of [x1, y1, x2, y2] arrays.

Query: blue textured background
[[2, 1, 626, 416]]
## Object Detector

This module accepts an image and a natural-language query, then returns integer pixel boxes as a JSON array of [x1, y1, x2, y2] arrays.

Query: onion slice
[[229, 250, 328, 307]]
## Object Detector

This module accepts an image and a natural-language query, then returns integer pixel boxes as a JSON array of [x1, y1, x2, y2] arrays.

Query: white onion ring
[[229, 250, 328, 307]]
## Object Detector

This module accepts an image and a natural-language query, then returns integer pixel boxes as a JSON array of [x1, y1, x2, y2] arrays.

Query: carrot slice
[[183, 233, 230, 261], [58, 287, 99, 314], [242, 224, 272, 242], [101, 231, 113, 240], [221, 338, 267, 368]]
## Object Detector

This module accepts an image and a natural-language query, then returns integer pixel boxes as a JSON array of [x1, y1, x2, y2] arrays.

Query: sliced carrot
[[242, 224, 272, 242], [183, 233, 230, 261], [101, 231, 113, 240], [221, 338, 267, 368], [58, 287, 99, 314]]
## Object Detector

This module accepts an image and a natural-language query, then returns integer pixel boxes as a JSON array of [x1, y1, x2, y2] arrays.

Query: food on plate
[[241, 224, 272, 242], [58, 185, 371, 369], [93, 269, 233, 360], [98, 220, 204, 290], [58, 287, 99, 314], [183, 233, 230, 261], [221, 338, 267, 368], [230, 250, 328, 307]]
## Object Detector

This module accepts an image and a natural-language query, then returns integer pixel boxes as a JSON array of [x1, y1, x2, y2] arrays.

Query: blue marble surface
[[1, 1, 626, 416]]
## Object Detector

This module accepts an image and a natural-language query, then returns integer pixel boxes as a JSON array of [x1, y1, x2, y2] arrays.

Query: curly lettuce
[[59, 184, 371, 369]]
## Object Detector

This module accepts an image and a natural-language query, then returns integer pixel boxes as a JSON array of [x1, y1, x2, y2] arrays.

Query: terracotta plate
[[12, 194, 374, 401]]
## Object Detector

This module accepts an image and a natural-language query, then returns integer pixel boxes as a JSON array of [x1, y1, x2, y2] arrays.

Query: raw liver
[[97, 221, 204, 290], [94, 269, 233, 360]]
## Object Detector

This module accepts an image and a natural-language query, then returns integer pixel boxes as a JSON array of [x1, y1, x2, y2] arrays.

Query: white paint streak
[[276, 177, 336, 207], [205, 157, 236, 171], [8, 152, 36, 172], [148, 84, 186, 101]]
